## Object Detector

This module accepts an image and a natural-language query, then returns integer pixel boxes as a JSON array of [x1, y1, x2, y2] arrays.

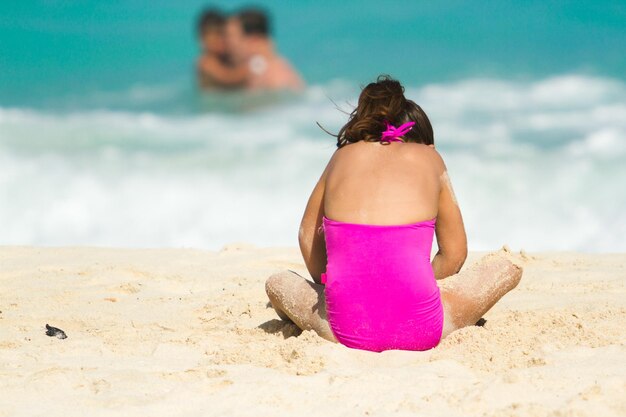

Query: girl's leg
[[265, 270, 337, 342], [438, 250, 523, 338]]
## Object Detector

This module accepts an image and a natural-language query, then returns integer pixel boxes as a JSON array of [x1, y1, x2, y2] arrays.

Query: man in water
[[203, 7, 304, 91], [196, 8, 244, 90]]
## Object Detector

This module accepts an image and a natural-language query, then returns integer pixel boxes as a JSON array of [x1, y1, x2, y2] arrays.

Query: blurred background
[[1, 1, 625, 251]]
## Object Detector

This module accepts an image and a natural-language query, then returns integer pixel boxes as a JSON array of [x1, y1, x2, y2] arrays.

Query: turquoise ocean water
[[1, 1, 625, 251]]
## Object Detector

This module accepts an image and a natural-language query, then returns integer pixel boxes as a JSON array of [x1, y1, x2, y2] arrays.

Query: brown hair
[[197, 8, 225, 36], [237, 7, 270, 36], [332, 75, 434, 148]]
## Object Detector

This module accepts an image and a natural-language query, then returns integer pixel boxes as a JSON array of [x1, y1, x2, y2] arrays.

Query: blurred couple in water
[[196, 7, 304, 92]]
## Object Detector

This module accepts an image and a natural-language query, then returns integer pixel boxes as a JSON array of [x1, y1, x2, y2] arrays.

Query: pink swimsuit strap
[[380, 121, 416, 143], [322, 216, 436, 228]]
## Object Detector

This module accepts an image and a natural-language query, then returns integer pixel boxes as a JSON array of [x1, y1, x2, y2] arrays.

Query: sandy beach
[[0, 246, 624, 416]]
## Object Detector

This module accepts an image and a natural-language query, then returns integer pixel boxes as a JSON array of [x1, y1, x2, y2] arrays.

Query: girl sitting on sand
[[265, 75, 522, 352]]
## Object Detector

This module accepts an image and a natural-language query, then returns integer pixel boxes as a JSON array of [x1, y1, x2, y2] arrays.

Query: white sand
[[0, 246, 624, 416]]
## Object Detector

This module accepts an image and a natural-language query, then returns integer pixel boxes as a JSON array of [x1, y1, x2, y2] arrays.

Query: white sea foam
[[1, 75, 624, 251]]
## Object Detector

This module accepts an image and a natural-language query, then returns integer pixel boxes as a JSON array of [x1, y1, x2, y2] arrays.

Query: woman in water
[[265, 75, 523, 352]]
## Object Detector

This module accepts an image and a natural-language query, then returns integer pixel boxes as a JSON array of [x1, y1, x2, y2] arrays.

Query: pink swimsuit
[[321, 216, 444, 352]]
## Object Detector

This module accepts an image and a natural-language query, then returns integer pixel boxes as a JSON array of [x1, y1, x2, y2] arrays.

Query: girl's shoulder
[[394, 143, 447, 174], [420, 145, 447, 173]]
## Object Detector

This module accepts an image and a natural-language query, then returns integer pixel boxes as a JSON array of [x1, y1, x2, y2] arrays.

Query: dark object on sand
[[45, 324, 67, 339]]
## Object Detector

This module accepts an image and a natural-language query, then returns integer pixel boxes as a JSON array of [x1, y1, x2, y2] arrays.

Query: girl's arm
[[431, 152, 468, 279], [298, 162, 331, 284]]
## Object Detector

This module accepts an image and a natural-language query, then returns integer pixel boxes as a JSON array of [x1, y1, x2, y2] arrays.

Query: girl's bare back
[[324, 141, 442, 226]]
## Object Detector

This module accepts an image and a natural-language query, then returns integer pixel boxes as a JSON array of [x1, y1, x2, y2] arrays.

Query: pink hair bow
[[380, 121, 416, 143]]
